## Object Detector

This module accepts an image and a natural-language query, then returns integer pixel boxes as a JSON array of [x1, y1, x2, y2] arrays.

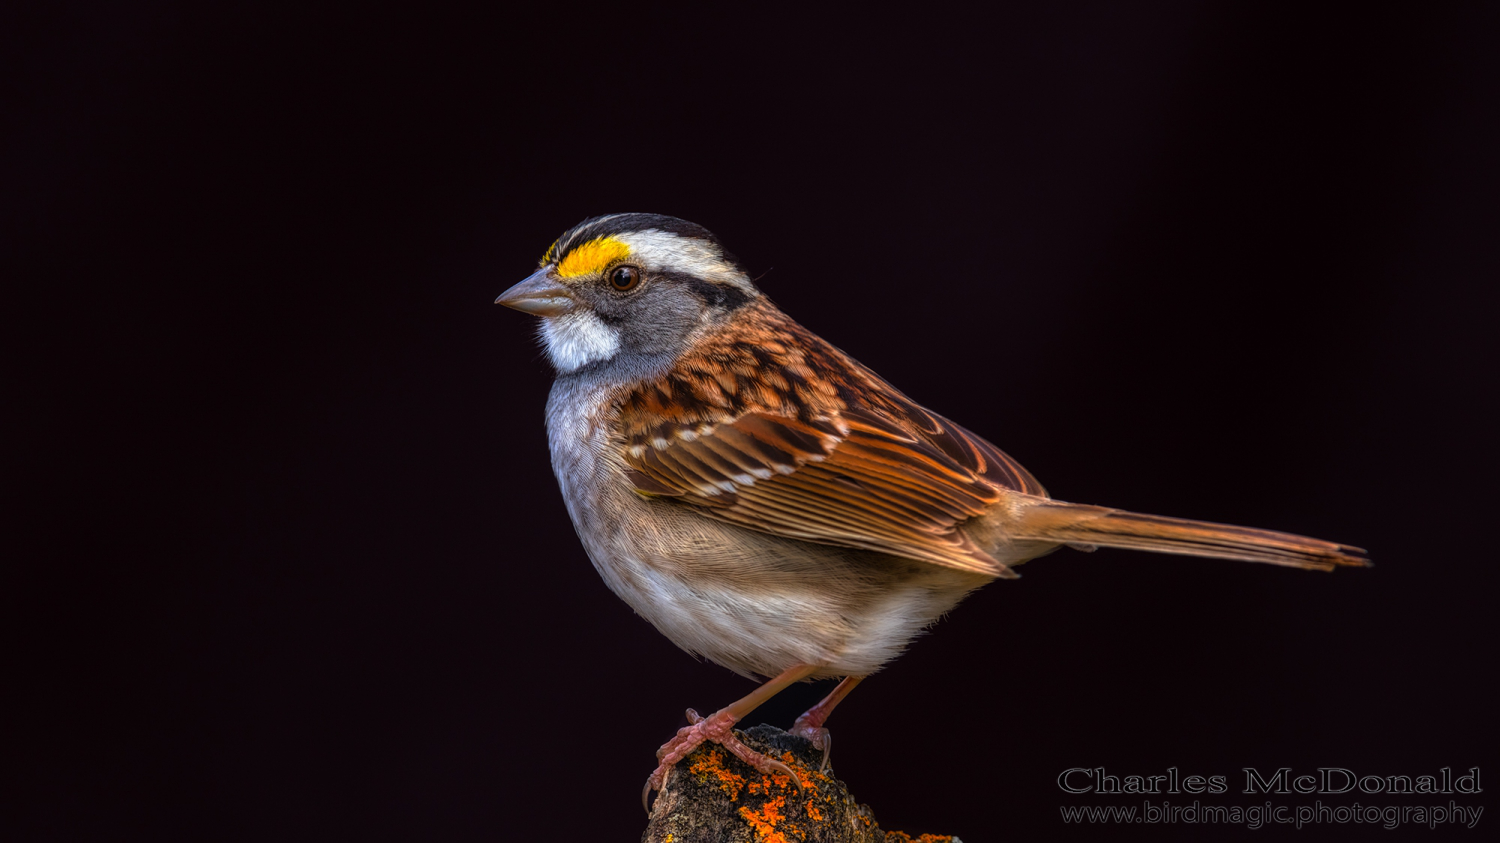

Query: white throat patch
[[540, 310, 621, 373]]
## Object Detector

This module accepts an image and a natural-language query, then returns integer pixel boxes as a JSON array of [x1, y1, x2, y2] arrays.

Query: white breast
[[542, 375, 992, 679]]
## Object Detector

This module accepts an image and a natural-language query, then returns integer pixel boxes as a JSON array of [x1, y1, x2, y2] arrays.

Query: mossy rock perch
[[643, 724, 960, 843]]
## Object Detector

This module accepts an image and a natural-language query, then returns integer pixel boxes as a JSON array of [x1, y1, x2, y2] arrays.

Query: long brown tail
[[1009, 500, 1369, 571]]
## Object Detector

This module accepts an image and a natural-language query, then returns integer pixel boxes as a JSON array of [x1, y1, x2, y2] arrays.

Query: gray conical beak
[[495, 268, 577, 316]]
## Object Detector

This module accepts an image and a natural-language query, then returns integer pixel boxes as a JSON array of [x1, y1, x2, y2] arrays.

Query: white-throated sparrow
[[495, 213, 1367, 808]]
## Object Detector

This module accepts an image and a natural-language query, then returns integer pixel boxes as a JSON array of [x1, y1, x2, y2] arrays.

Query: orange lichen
[[884, 834, 954, 843], [779, 751, 819, 792], [737, 796, 791, 843], [685, 742, 879, 841], [746, 757, 803, 796], [688, 748, 746, 801]]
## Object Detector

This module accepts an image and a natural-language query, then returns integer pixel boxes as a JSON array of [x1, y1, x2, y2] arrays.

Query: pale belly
[[545, 381, 994, 679]]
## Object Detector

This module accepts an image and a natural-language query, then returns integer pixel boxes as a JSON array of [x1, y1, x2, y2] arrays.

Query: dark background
[[5, 2, 1496, 840]]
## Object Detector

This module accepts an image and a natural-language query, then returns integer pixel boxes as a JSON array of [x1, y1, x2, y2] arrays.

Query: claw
[[790, 722, 833, 772], [763, 755, 802, 790], [647, 712, 706, 809]]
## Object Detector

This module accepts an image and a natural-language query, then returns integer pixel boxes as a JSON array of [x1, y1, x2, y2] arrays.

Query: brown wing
[[618, 300, 1045, 576]]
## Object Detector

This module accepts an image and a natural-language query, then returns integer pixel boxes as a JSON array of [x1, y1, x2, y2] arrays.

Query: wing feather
[[616, 299, 1044, 575]]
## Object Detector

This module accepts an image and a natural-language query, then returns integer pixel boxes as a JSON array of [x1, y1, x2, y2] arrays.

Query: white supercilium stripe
[[618, 230, 754, 293]]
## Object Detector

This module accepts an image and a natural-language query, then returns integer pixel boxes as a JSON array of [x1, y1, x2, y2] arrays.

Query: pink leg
[[643, 663, 819, 812], [790, 675, 865, 771]]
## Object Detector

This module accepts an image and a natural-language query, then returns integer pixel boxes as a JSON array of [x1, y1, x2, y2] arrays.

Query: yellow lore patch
[[554, 237, 631, 278]]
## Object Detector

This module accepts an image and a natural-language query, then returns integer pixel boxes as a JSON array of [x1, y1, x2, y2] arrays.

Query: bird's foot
[[789, 715, 833, 771], [642, 708, 800, 812]]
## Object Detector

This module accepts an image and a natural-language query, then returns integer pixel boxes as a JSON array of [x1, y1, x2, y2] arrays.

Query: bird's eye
[[608, 265, 641, 291]]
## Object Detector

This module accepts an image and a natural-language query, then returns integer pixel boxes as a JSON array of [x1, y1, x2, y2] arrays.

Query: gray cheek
[[613, 295, 704, 357]]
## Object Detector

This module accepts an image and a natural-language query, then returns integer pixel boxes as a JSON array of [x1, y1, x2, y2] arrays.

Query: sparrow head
[[497, 214, 761, 374]]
